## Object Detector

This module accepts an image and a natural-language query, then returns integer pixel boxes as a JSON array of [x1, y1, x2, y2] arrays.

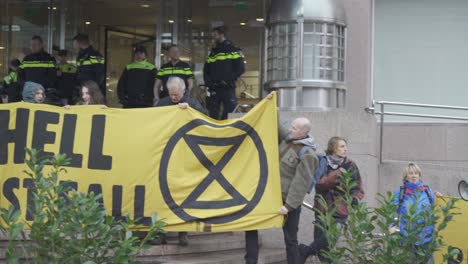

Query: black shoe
[[150, 233, 167, 245], [298, 243, 310, 264], [178, 232, 189, 246]]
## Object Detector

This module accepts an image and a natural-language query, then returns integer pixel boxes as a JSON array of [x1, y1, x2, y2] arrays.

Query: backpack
[[296, 146, 328, 194]]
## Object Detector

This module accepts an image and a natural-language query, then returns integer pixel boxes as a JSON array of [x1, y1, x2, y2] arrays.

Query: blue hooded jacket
[[392, 180, 435, 245]]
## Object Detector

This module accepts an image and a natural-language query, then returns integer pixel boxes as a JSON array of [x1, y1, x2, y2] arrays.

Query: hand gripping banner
[[0, 95, 283, 232]]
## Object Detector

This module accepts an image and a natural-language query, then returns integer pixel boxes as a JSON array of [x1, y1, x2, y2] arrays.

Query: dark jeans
[[283, 206, 302, 264], [305, 216, 346, 263], [244, 207, 302, 264], [206, 85, 237, 120], [245, 230, 259, 264]]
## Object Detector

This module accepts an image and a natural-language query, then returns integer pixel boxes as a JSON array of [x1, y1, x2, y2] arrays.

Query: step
[[139, 248, 286, 264], [138, 232, 249, 257]]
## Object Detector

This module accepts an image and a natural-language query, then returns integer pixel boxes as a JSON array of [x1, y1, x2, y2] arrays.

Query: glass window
[[303, 22, 345, 81], [267, 23, 298, 81]]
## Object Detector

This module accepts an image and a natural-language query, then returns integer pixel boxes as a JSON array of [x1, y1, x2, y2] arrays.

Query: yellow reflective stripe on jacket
[[78, 56, 105, 66], [206, 52, 243, 63], [57, 64, 77, 73], [20, 61, 56, 69], [157, 67, 193, 77], [126, 60, 156, 70], [3, 72, 17, 84]]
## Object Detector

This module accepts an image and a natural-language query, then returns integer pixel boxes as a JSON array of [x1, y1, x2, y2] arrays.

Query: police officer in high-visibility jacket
[[203, 26, 245, 120], [73, 33, 105, 95], [154, 44, 194, 102], [1, 59, 21, 103], [117, 46, 157, 108], [56, 49, 77, 105], [17, 35, 57, 104]]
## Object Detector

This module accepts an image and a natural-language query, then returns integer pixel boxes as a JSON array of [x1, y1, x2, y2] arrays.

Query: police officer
[[56, 49, 77, 105], [154, 44, 194, 103], [1, 59, 21, 103], [73, 33, 105, 95], [17, 35, 58, 104], [117, 46, 157, 108], [203, 26, 245, 120]]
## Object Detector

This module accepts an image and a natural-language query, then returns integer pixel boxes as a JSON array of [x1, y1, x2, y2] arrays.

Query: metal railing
[[365, 100, 468, 163]]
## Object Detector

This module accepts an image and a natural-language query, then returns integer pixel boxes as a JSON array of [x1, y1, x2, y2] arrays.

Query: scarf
[[326, 155, 345, 170]]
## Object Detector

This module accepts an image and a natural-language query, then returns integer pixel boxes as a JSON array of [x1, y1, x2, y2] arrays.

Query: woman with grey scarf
[[298, 136, 364, 264]]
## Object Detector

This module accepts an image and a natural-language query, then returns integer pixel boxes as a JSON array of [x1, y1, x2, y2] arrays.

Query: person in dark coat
[[17, 35, 58, 105], [154, 44, 194, 101], [73, 33, 105, 95], [56, 49, 77, 105], [203, 26, 245, 120], [117, 45, 156, 108], [156, 76, 206, 114], [153, 76, 205, 246]]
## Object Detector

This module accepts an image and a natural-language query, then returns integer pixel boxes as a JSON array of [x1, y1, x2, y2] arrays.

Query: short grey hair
[[167, 76, 186, 92]]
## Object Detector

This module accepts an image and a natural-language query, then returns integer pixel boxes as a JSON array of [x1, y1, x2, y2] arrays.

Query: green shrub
[[315, 170, 459, 264], [0, 149, 165, 264]]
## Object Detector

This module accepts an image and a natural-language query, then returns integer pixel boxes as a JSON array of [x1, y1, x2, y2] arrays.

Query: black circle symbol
[[159, 119, 268, 224]]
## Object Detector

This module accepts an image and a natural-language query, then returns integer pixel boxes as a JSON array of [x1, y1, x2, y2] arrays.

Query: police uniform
[[2, 70, 21, 103], [76, 46, 105, 94], [203, 39, 245, 120], [156, 60, 194, 98], [117, 59, 157, 108], [18, 50, 57, 103], [56, 63, 77, 104]]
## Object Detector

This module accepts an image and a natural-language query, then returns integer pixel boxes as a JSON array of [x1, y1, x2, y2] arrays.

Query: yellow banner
[[435, 196, 468, 263], [0, 96, 283, 232]]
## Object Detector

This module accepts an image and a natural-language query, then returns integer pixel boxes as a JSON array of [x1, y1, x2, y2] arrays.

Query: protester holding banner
[[278, 117, 319, 264], [22, 81, 45, 104], [299, 136, 364, 264], [153, 75, 206, 246], [389, 163, 436, 264], [64, 80, 106, 109], [245, 104, 319, 264], [156, 76, 206, 114]]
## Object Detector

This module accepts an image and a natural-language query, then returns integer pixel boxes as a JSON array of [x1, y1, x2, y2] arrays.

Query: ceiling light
[[85, 21, 91, 25], [141, 4, 150, 8], [244, 60, 247, 64], [187, 19, 192, 23], [256, 18, 264, 22], [160, 54, 164, 56], [168, 20, 174, 24], [0, 46, 5, 49], [240, 22, 247, 26], [53, 7, 57, 10]]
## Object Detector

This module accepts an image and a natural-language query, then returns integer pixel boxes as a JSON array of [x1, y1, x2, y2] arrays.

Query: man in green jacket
[[245, 106, 318, 264]]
